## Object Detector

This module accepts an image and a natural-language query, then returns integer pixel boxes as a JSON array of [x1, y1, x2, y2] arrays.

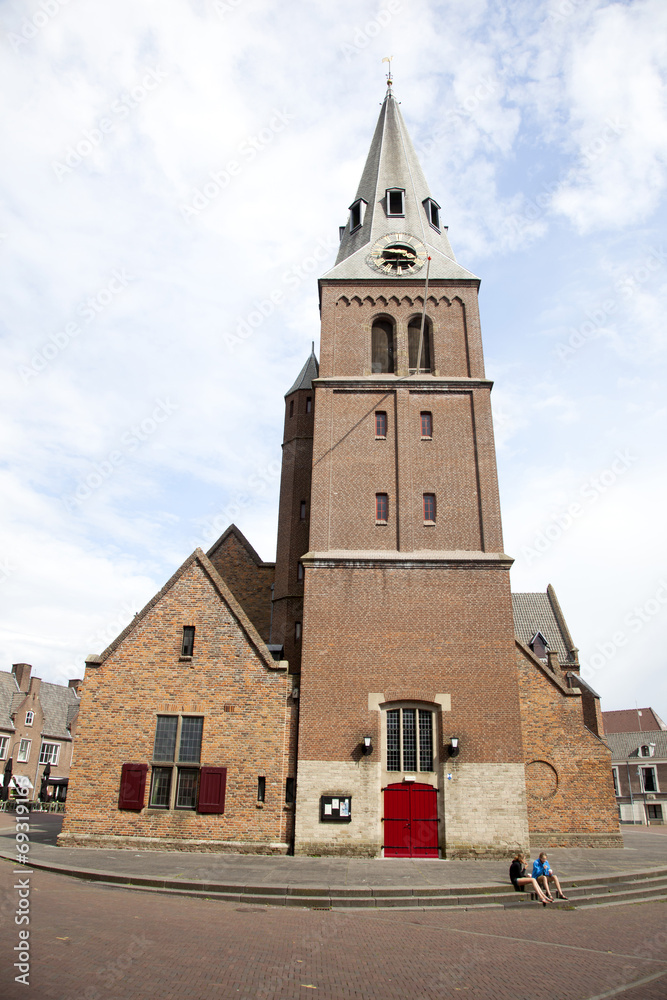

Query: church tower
[[285, 83, 529, 857]]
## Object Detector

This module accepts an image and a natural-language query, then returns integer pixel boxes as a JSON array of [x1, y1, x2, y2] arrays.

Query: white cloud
[[0, 0, 665, 717]]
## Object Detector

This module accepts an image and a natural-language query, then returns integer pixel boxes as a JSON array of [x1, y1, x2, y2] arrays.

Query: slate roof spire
[[323, 89, 477, 282], [285, 342, 319, 396]]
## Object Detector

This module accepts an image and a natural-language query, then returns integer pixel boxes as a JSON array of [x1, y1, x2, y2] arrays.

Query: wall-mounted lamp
[[361, 736, 373, 756], [449, 737, 460, 758]]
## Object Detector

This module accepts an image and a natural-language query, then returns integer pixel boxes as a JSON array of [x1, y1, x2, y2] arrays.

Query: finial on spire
[[382, 55, 393, 95]]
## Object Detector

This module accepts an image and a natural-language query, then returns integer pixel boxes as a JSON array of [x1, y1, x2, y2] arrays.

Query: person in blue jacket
[[532, 852, 568, 900]]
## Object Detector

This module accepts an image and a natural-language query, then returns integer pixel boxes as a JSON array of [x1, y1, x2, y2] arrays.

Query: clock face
[[367, 233, 428, 275]]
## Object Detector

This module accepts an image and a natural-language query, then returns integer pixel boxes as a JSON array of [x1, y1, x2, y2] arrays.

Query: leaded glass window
[[179, 717, 203, 763], [387, 709, 400, 771], [385, 707, 435, 772], [176, 768, 199, 809], [153, 716, 177, 761]]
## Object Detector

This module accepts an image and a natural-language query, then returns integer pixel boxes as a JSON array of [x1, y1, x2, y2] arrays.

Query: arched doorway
[[383, 781, 439, 858]]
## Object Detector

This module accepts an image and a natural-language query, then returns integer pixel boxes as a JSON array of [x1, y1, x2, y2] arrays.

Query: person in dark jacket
[[509, 852, 552, 905]]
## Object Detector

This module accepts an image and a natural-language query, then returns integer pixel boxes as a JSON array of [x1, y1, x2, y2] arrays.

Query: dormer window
[[424, 198, 441, 231], [349, 199, 367, 232], [386, 188, 405, 217], [529, 631, 549, 659], [639, 744, 656, 758]]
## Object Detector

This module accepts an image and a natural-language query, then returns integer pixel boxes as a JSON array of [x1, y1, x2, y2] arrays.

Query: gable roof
[[602, 708, 667, 733], [512, 584, 579, 666], [39, 682, 80, 740], [86, 548, 283, 673], [606, 729, 667, 761], [0, 671, 18, 732], [206, 523, 274, 568]]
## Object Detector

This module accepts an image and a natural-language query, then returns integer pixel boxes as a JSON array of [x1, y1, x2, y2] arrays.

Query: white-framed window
[[640, 765, 659, 793], [639, 744, 656, 757], [17, 739, 31, 763], [25, 711, 34, 727], [0, 735, 8, 760], [386, 188, 405, 216], [39, 742, 61, 766], [612, 766, 620, 796]]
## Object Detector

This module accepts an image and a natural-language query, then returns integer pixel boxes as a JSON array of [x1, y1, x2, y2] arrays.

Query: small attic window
[[386, 188, 405, 216], [181, 626, 195, 658], [639, 744, 656, 758], [424, 198, 441, 231], [349, 199, 367, 232], [529, 632, 549, 659]]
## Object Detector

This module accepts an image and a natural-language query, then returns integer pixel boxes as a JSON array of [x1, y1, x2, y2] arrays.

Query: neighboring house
[[602, 709, 667, 825], [0, 663, 81, 801], [603, 707, 666, 734]]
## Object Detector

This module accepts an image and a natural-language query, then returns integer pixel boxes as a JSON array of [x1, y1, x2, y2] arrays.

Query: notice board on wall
[[320, 795, 352, 822]]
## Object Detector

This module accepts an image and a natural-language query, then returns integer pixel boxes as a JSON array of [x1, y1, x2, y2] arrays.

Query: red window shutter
[[118, 763, 148, 811], [197, 766, 227, 814]]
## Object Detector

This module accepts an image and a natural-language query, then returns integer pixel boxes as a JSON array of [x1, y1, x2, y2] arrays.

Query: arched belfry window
[[371, 318, 395, 374], [408, 316, 432, 373]]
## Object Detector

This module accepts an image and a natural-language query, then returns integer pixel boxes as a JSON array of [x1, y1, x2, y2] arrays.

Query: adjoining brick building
[[61, 82, 620, 856], [0, 664, 80, 802]]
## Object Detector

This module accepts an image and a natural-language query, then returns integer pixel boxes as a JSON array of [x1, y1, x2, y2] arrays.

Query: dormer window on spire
[[386, 188, 405, 217], [349, 199, 367, 233], [423, 198, 441, 231]]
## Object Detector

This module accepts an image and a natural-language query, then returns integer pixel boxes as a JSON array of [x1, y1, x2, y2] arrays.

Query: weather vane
[[382, 56, 393, 92]]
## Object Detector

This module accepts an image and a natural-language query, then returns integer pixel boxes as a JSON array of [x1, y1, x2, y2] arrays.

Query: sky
[[0, 0, 666, 715]]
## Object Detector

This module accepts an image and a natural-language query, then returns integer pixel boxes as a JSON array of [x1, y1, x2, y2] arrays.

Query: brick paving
[[1, 864, 666, 999], [1, 815, 666, 892]]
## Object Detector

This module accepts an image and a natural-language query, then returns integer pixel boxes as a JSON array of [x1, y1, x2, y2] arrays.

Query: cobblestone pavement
[[1, 865, 666, 999], [1, 815, 666, 890]]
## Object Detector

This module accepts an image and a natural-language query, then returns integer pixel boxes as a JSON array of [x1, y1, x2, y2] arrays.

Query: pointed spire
[[285, 345, 319, 396], [323, 89, 477, 282]]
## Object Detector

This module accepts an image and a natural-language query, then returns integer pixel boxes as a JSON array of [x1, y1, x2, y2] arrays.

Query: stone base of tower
[[293, 759, 530, 858], [442, 762, 530, 858]]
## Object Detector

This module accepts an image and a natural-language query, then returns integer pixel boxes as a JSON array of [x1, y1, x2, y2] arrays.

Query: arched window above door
[[371, 318, 395, 374]]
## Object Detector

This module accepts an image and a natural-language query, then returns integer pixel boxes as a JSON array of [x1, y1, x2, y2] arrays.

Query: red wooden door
[[383, 782, 438, 858]]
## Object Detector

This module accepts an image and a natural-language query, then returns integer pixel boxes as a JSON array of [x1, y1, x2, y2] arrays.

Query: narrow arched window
[[408, 316, 432, 373], [371, 319, 395, 374]]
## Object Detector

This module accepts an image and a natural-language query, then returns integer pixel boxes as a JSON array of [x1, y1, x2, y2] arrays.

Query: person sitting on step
[[532, 852, 568, 900], [509, 852, 552, 905]]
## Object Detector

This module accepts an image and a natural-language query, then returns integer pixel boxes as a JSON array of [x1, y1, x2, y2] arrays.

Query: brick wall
[[516, 642, 622, 847], [60, 551, 297, 853], [207, 526, 274, 643]]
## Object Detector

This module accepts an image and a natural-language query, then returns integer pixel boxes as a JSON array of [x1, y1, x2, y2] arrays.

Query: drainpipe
[[626, 760, 635, 822], [269, 584, 275, 644]]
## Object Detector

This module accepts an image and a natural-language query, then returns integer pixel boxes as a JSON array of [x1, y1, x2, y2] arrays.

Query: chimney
[[546, 651, 560, 674], [11, 663, 32, 692], [68, 679, 83, 696], [28, 676, 41, 696]]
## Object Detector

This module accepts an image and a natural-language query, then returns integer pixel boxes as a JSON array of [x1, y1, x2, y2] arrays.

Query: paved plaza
[[1, 814, 667, 998]]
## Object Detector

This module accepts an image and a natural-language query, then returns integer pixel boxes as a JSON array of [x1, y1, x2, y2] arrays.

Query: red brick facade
[[516, 643, 621, 847], [59, 551, 297, 853]]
